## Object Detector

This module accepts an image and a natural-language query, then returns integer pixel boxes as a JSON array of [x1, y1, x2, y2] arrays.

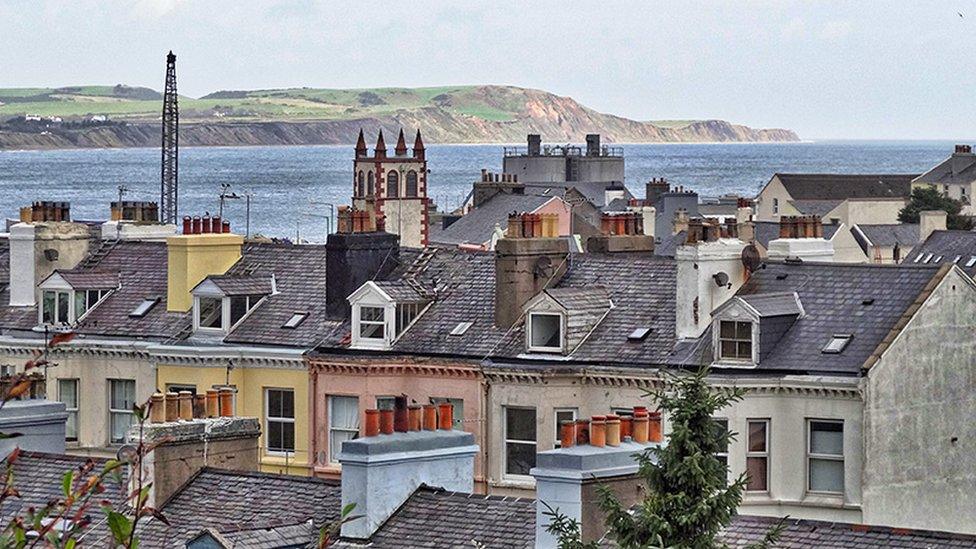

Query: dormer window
[[41, 290, 70, 325], [358, 306, 386, 340], [528, 313, 563, 352], [348, 280, 432, 350], [718, 320, 753, 360], [38, 271, 117, 327], [191, 275, 273, 335]]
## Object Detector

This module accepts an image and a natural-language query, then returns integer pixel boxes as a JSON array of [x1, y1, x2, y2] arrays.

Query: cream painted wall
[[755, 177, 800, 222], [155, 362, 311, 476], [830, 225, 869, 263], [830, 199, 906, 226]]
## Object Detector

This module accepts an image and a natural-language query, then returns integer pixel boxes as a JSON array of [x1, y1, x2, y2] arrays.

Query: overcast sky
[[1, 1, 972, 140]]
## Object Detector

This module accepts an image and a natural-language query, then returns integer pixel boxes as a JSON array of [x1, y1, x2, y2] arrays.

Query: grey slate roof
[[55, 270, 120, 290], [204, 274, 275, 296], [914, 151, 976, 185], [787, 199, 843, 216], [738, 292, 802, 317], [430, 193, 553, 246], [600, 197, 631, 213], [373, 280, 430, 302], [772, 173, 917, 200], [753, 221, 841, 249], [333, 486, 536, 549], [140, 467, 341, 547], [653, 230, 687, 258], [908, 229, 976, 275], [545, 286, 612, 313], [852, 223, 920, 254], [524, 180, 634, 208], [720, 515, 976, 548], [717, 262, 946, 374]]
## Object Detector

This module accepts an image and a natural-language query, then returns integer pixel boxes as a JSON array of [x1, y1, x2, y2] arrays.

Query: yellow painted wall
[[166, 233, 243, 312], [156, 363, 311, 476]]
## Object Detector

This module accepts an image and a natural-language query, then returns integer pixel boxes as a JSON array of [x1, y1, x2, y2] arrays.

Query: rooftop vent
[[861, 298, 875, 306]]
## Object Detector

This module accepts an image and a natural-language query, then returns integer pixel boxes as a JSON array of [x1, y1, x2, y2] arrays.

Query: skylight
[[913, 253, 924, 264], [967, 256, 976, 268], [923, 253, 934, 264], [953, 255, 962, 264], [282, 312, 308, 329], [449, 321, 473, 336], [822, 334, 853, 354], [935, 255, 943, 263], [129, 297, 159, 318], [627, 327, 652, 342]]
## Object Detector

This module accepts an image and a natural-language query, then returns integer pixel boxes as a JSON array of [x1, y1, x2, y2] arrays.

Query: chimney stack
[[527, 134, 542, 156], [767, 215, 834, 262], [585, 134, 601, 156], [166, 221, 244, 312], [676, 223, 747, 338], [325, 226, 400, 319], [495, 213, 569, 329], [919, 210, 947, 243], [587, 212, 654, 253], [9, 211, 92, 307]]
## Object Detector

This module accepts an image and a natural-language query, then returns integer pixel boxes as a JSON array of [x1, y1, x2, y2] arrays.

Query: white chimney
[[676, 223, 747, 339], [919, 210, 947, 243], [766, 217, 834, 262], [338, 429, 478, 541], [641, 206, 656, 238], [8, 221, 91, 307]]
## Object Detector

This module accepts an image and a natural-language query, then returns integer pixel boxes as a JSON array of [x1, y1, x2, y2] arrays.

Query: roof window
[[627, 327, 652, 342], [966, 256, 976, 268], [822, 334, 853, 354], [282, 312, 308, 329], [953, 255, 962, 264], [934, 255, 943, 263], [913, 253, 924, 263], [923, 253, 934, 264], [129, 297, 160, 318], [528, 312, 563, 353], [450, 321, 473, 336], [861, 298, 874, 306]]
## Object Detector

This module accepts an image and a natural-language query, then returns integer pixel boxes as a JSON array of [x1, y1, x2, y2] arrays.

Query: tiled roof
[[738, 292, 802, 317], [430, 193, 553, 246], [914, 152, 976, 185], [600, 197, 631, 213], [788, 199, 843, 216], [853, 223, 920, 252], [720, 515, 976, 548], [544, 286, 612, 312], [908, 229, 976, 275], [373, 280, 431, 302], [333, 486, 536, 549], [140, 467, 341, 547], [654, 230, 687, 258], [55, 270, 120, 290], [773, 173, 917, 200], [204, 274, 275, 296], [523, 181, 634, 208], [723, 261, 946, 374], [753, 221, 841, 249]]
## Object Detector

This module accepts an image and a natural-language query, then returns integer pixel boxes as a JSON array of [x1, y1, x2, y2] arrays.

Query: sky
[[0, 0, 973, 140]]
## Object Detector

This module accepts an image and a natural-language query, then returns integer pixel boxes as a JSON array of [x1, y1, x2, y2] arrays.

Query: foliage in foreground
[[898, 186, 974, 230]]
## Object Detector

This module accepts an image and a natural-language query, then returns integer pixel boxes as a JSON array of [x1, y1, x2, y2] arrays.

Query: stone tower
[[352, 128, 429, 248]]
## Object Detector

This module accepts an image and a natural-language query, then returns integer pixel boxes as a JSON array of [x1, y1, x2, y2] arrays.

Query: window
[[967, 256, 976, 268], [528, 313, 562, 352], [59, 379, 79, 442], [166, 383, 197, 395], [746, 419, 769, 492], [229, 294, 262, 327], [198, 297, 223, 329], [109, 379, 136, 444], [504, 407, 536, 476], [282, 312, 308, 329], [386, 170, 399, 198], [130, 297, 159, 318], [719, 321, 752, 361], [554, 408, 577, 448], [822, 334, 852, 354], [376, 396, 395, 410], [430, 397, 464, 430], [808, 420, 844, 494], [628, 327, 652, 342], [772, 198, 779, 214], [329, 396, 359, 464], [712, 418, 729, 471], [266, 388, 295, 454], [358, 306, 386, 340], [449, 321, 473, 336], [367, 171, 374, 196], [357, 171, 365, 197], [42, 290, 70, 325], [406, 170, 419, 197], [396, 303, 421, 335]]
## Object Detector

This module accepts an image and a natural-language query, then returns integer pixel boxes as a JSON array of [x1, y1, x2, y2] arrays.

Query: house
[[904, 227, 976, 275], [912, 144, 976, 213], [429, 192, 571, 250], [755, 173, 917, 225]]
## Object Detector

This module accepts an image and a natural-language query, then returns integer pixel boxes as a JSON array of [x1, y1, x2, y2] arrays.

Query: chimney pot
[[437, 402, 454, 430], [364, 409, 380, 437], [206, 390, 219, 418], [620, 416, 632, 439], [192, 394, 206, 419], [164, 392, 179, 422], [192, 216, 202, 235], [222, 220, 231, 233], [648, 411, 663, 443], [408, 404, 422, 431], [422, 404, 437, 431], [218, 389, 234, 417], [632, 411, 649, 444], [201, 215, 211, 234], [575, 419, 590, 445], [393, 395, 409, 433], [560, 421, 576, 448], [182, 216, 192, 234], [379, 409, 395, 435], [605, 414, 621, 447], [149, 393, 165, 423], [590, 416, 607, 447]]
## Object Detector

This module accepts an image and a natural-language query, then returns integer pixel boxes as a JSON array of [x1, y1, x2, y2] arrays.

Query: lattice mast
[[160, 51, 179, 224]]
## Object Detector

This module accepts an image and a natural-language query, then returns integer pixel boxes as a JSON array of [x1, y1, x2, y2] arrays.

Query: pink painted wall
[[533, 197, 573, 236], [309, 359, 486, 489]]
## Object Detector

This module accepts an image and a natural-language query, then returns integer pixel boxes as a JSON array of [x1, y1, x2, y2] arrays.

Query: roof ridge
[[196, 466, 340, 485]]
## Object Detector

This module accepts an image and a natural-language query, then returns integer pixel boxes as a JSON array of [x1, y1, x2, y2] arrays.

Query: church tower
[[352, 128, 429, 247]]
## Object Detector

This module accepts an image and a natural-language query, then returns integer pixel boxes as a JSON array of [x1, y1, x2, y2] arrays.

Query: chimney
[[104, 200, 177, 242], [919, 210, 947, 243], [585, 134, 601, 156], [642, 206, 656, 238], [645, 178, 670, 207], [495, 213, 569, 329], [338, 408, 478, 541], [166, 222, 244, 312], [129, 412, 260, 509], [532, 410, 660, 548], [676, 224, 747, 338], [0, 399, 68, 457], [603, 182, 626, 207], [736, 204, 755, 243], [672, 208, 690, 236], [766, 216, 834, 262], [527, 134, 542, 156], [587, 212, 654, 253], [325, 229, 400, 319], [951, 144, 974, 176], [9, 213, 92, 307]]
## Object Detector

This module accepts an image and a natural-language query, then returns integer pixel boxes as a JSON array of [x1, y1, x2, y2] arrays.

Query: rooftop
[[771, 173, 917, 201], [429, 193, 554, 247], [909, 229, 976, 275]]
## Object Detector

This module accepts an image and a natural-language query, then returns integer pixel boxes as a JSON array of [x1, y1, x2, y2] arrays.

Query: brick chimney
[[129, 394, 260, 509], [766, 215, 834, 262], [587, 212, 654, 253], [532, 409, 661, 548], [9, 203, 92, 307], [338, 403, 478, 541], [952, 144, 974, 176], [676, 219, 746, 338], [326, 208, 400, 319], [495, 213, 569, 329], [166, 217, 244, 312], [919, 210, 947, 243], [645, 178, 670, 207]]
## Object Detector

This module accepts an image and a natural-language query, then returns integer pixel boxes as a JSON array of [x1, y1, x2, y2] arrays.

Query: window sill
[[313, 464, 343, 476], [740, 494, 859, 511], [261, 455, 308, 468], [492, 476, 536, 490]]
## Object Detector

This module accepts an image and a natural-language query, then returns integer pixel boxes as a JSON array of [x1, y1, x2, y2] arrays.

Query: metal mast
[[160, 51, 179, 224]]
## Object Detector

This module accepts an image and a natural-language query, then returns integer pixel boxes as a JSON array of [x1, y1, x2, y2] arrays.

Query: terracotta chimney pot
[[632, 412, 649, 444], [422, 404, 437, 431], [149, 393, 165, 423], [379, 409, 394, 435], [205, 390, 219, 418], [393, 395, 409, 433], [364, 409, 380, 437], [437, 402, 454, 430], [620, 416, 632, 439], [192, 394, 206, 419], [648, 411, 663, 443], [218, 389, 234, 417], [606, 414, 621, 447], [408, 404, 422, 431], [575, 419, 590, 445], [164, 392, 179, 423], [560, 421, 576, 448], [590, 416, 607, 447]]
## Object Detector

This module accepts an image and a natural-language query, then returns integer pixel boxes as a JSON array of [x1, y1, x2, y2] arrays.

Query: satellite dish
[[533, 256, 553, 279], [116, 444, 137, 463], [713, 272, 730, 287], [741, 244, 762, 273]]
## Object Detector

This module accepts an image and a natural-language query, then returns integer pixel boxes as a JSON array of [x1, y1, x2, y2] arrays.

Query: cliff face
[[0, 85, 798, 150]]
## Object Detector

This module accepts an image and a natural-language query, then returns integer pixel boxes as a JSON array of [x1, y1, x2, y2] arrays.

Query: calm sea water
[[0, 141, 955, 241]]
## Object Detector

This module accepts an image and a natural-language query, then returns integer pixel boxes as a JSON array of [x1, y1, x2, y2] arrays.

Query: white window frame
[[265, 388, 296, 456], [807, 419, 845, 495], [712, 417, 729, 477], [746, 418, 770, 493], [554, 408, 578, 448], [350, 300, 394, 350], [716, 319, 754, 363], [527, 312, 564, 353], [40, 289, 71, 325], [74, 289, 109, 322], [108, 379, 136, 445], [503, 406, 537, 479], [193, 294, 226, 334], [328, 395, 360, 465], [58, 379, 79, 442]]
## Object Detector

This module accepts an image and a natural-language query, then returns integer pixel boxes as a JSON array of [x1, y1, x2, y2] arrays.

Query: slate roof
[[600, 197, 631, 213], [524, 180, 634, 208], [787, 199, 843, 216], [753, 221, 841, 249], [139, 467, 341, 547], [430, 193, 553, 246], [720, 515, 976, 548], [914, 151, 976, 185], [737, 292, 802, 317], [373, 280, 431, 302], [771, 173, 917, 200], [544, 286, 612, 313], [653, 230, 687, 258], [713, 261, 947, 374], [852, 223, 920, 254], [332, 486, 536, 549], [908, 229, 976, 275], [203, 274, 275, 296], [54, 270, 120, 290]]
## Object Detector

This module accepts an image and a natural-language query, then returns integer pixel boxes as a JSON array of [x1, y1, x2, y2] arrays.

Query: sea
[[0, 140, 957, 241]]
